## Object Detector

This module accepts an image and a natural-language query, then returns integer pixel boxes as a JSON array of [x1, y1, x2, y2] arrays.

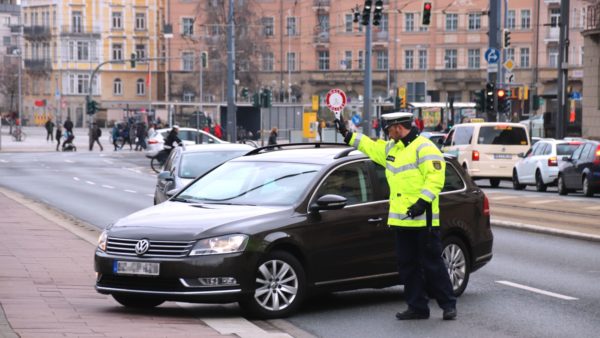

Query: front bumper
[[94, 249, 259, 303]]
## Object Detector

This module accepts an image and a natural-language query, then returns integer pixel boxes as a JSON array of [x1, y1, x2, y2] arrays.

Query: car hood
[[108, 201, 291, 240]]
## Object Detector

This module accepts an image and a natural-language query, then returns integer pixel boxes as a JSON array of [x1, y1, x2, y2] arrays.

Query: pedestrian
[[372, 118, 381, 139], [63, 116, 73, 133], [89, 123, 103, 151], [147, 123, 157, 139], [120, 123, 132, 150], [45, 118, 55, 141], [214, 123, 223, 139], [268, 127, 278, 146], [317, 119, 324, 142], [55, 125, 63, 151], [335, 112, 457, 321], [135, 123, 147, 151], [112, 124, 121, 151]]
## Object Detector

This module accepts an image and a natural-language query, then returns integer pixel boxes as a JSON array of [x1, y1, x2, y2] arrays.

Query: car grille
[[106, 237, 195, 258]]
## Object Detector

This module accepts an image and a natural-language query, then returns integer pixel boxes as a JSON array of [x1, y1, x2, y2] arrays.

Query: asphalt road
[[1, 151, 600, 337]]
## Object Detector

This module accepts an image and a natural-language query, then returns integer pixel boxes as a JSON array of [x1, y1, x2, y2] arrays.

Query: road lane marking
[[527, 199, 555, 205], [73, 177, 80, 181], [496, 280, 578, 300], [0, 159, 8, 163], [488, 196, 517, 200], [124, 189, 137, 193], [102, 159, 114, 164], [64, 160, 75, 163], [584, 205, 600, 210], [86, 181, 96, 185], [102, 185, 115, 189]]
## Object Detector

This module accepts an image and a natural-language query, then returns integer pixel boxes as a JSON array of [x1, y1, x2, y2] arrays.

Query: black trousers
[[394, 227, 456, 313]]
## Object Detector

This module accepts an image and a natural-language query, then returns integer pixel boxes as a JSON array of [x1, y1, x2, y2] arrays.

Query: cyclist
[[157, 125, 184, 163]]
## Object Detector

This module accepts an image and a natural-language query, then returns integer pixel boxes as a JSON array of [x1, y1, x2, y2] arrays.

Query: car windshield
[[556, 143, 581, 156], [177, 161, 322, 206], [478, 126, 528, 145], [179, 151, 249, 179]]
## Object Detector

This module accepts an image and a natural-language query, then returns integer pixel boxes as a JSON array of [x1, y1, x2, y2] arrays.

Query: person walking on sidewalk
[[111, 124, 121, 151], [63, 116, 73, 133], [45, 118, 55, 141], [55, 125, 63, 151], [89, 123, 103, 151], [335, 112, 457, 321]]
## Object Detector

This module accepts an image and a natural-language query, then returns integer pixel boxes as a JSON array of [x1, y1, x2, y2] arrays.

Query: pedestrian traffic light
[[253, 91, 261, 108], [475, 89, 486, 112], [502, 29, 511, 49], [422, 2, 432, 26], [241, 87, 249, 100], [130, 53, 136, 68], [485, 82, 495, 112], [86, 99, 99, 115], [200, 51, 208, 69], [264, 88, 272, 108]]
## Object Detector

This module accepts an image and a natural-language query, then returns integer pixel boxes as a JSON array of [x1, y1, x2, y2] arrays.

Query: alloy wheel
[[442, 243, 467, 295], [254, 259, 298, 312]]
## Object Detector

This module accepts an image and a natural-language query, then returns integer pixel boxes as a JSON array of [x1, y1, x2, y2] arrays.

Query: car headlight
[[97, 230, 108, 252], [189, 234, 249, 256]]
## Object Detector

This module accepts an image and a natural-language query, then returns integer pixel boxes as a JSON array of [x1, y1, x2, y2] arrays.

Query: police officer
[[335, 112, 457, 320]]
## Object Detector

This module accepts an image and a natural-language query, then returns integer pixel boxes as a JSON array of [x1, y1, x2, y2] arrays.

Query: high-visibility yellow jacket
[[349, 133, 446, 227]]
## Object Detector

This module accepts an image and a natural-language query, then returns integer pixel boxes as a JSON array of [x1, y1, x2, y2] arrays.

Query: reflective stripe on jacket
[[349, 133, 445, 227]]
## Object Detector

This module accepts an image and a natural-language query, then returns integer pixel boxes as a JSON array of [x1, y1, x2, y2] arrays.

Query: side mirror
[[166, 188, 180, 198], [561, 156, 571, 162], [157, 171, 174, 182], [517, 152, 525, 158], [309, 194, 347, 212]]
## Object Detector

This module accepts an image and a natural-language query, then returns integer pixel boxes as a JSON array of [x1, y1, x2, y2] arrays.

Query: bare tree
[[0, 59, 19, 113]]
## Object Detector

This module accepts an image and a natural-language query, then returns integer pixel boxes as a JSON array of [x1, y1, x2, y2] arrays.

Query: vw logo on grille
[[134, 239, 150, 255]]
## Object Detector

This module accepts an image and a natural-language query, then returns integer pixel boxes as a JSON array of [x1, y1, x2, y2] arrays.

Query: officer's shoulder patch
[[433, 161, 442, 170], [386, 155, 395, 162]]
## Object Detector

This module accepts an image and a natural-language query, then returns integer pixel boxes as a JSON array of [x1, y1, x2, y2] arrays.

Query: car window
[[179, 130, 194, 142], [527, 143, 539, 157], [164, 149, 179, 172], [179, 151, 247, 179], [477, 125, 528, 145], [578, 143, 592, 161], [556, 143, 580, 156], [315, 162, 373, 205], [571, 145, 584, 160], [453, 127, 474, 145], [443, 129, 455, 146], [543, 143, 552, 155], [373, 163, 390, 198], [179, 161, 321, 206], [585, 143, 599, 160], [442, 163, 465, 192], [533, 143, 545, 156]]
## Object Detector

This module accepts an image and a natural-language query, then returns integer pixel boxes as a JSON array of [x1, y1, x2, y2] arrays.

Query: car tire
[[512, 170, 525, 190], [583, 176, 594, 197], [112, 294, 164, 308], [239, 251, 306, 319], [558, 175, 568, 196], [442, 236, 471, 297], [489, 178, 501, 188], [535, 171, 547, 192]]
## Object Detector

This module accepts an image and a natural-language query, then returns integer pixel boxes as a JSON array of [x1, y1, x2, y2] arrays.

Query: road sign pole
[[488, 0, 501, 122]]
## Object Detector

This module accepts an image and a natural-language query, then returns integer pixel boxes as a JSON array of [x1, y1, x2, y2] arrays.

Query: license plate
[[494, 154, 512, 159], [114, 261, 160, 276]]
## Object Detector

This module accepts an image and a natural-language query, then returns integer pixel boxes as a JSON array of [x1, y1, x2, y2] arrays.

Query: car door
[[306, 160, 393, 285], [563, 144, 585, 188], [520, 142, 539, 183], [439, 161, 478, 241], [574, 143, 594, 189]]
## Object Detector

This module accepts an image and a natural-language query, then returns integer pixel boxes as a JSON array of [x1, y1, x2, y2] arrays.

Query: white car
[[147, 127, 226, 154], [512, 139, 583, 191]]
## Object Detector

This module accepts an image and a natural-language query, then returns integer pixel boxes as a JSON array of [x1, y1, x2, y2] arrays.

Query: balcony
[[60, 25, 101, 38], [24, 59, 52, 72], [585, 2, 600, 32], [23, 26, 51, 40], [544, 26, 560, 43], [313, 32, 329, 48], [544, 0, 560, 4], [312, 0, 330, 11]]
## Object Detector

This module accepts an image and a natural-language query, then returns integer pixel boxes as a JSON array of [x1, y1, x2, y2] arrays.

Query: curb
[[491, 219, 600, 242]]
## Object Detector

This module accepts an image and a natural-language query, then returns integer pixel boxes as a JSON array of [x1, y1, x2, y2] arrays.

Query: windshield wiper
[[170, 196, 195, 203]]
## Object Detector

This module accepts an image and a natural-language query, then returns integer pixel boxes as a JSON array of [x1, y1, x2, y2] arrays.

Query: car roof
[[180, 143, 253, 153], [454, 122, 526, 128]]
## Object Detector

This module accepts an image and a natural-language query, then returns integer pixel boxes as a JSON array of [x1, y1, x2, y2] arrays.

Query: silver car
[[154, 143, 253, 204]]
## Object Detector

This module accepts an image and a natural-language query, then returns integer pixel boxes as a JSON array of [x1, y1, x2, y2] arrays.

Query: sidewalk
[[0, 126, 111, 153]]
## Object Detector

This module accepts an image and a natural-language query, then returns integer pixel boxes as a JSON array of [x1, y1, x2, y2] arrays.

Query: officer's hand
[[334, 116, 348, 137], [407, 199, 429, 218]]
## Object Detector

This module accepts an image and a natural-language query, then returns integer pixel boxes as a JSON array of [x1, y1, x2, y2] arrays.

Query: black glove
[[334, 116, 348, 137], [407, 198, 429, 219]]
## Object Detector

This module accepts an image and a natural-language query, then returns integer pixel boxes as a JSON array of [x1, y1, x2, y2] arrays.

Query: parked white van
[[442, 122, 530, 187]]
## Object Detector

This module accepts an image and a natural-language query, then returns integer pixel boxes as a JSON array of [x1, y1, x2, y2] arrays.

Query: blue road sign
[[351, 114, 361, 126], [485, 48, 500, 64], [570, 91, 582, 100]]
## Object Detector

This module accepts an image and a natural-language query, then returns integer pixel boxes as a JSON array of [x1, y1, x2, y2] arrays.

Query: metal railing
[[24, 59, 52, 71], [23, 26, 51, 37], [587, 3, 600, 31]]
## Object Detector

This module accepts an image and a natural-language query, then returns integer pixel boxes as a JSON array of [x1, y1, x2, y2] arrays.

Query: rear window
[[477, 125, 528, 145], [556, 143, 581, 156]]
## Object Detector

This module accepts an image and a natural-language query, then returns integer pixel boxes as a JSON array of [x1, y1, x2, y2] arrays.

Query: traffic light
[[265, 88, 272, 108], [130, 53, 136, 68], [241, 87, 249, 100], [474, 89, 486, 112], [485, 82, 495, 112], [502, 29, 511, 49], [497, 89, 509, 114], [253, 91, 261, 108], [200, 51, 208, 69], [372, 1, 383, 26], [86, 99, 99, 115], [422, 2, 432, 26]]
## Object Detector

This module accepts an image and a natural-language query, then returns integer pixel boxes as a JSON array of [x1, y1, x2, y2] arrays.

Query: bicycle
[[11, 128, 26, 142], [147, 149, 170, 173]]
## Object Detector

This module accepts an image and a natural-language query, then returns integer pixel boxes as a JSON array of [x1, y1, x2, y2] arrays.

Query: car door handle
[[368, 217, 383, 223]]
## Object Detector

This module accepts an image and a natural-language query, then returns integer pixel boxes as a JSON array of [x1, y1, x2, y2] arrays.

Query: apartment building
[[0, 0, 19, 113], [166, 0, 589, 121], [582, 1, 600, 140], [20, 0, 163, 127]]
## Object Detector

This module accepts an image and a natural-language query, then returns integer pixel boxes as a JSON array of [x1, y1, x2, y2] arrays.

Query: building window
[[520, 47, 530, 68], [376, 50, 388, 70], [112, 43, 123, 61], [318, 14, 329, 33], [68, 73, 90, 94], [521, 9, 531, 29], [182, 52, 194, 71], [381, 13, 389, 32], [318, 50, 329, 71], [506, 48, 515, 62], [548, 46, 558, 67], [72, 11, 82, 33], [358, 50, 364, 70], [580, 46, 584, 66], [135, 44, 146, 61], [135, 13, 146, 30], [77, 41, 89, 61], [507, 10, 516, 29], [113, 78, 122, 95], [183, 92, 195, 102], [550, 9, 560, 27], [262, 17, 274, 37], [262, 52, 273, 71], [418, 49, 428, 70], [342, 50, 352, 70], [445, 13, 458, 31], [444, 49, 457, 69], [112, 11, 122, 29], [287, 52, 296, 71], [580, 7, 587, 29], [182, 17, 194, 35], [404, 50, 414, 70], [468, 49, 480, 69], [468, 13, 481, 30], [345, 14, 353, 33], [286, 17, 297, 36], [136, 79, 145, 96], [405, 13, 414, 32]]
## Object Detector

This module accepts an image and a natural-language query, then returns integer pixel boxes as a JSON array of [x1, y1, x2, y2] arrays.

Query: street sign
[[487, 64, 498, 73], [485, 48, 500, 64], [505, 72, 514, 83], [503, 59, 514, 72], [326, 89, 347, 117]]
